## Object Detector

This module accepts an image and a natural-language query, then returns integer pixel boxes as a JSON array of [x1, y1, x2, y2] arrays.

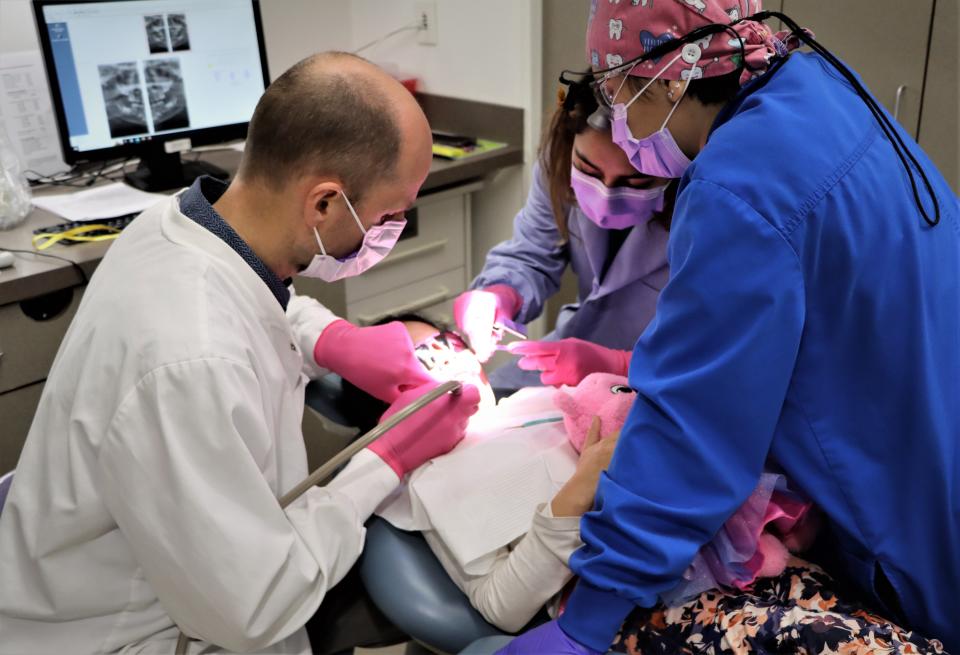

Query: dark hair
[[626, 68, 742, 107], [538, 80, 596, 241], [339, 313, 448, 432], [241, 52, 402, 201], [538, 79, 675, 237], [684, 69, 743, 105]]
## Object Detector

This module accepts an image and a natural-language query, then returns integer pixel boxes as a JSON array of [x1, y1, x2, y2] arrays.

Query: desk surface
[[0, 143, 522, 307]]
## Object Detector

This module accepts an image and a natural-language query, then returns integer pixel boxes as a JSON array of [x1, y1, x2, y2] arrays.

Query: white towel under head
[[377, 386, 579, 573]]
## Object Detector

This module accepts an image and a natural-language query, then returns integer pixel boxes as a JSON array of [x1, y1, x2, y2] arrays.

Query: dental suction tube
[[279, 380, 463, 507]]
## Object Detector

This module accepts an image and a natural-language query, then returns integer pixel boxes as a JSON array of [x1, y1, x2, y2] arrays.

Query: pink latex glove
[[368, 382, 481, 477], [453, 284, 523, 362], [313, 319, 434, 403], [508, 338, 631, 387]]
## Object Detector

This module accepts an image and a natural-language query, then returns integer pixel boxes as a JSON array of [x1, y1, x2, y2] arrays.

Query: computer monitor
[[33, 0, 269, 191]]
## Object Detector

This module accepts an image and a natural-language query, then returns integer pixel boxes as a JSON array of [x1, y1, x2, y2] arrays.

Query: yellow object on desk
[[432, 138, 508, 160], [32, 224, 123, 250]]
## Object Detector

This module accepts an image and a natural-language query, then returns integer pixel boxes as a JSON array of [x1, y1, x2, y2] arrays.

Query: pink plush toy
[[553, 372, 635, 453], [554, 372, 819, 605]]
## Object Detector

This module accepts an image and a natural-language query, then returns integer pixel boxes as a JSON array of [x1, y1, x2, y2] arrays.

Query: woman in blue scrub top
[[454, 79, 674, 394], [501, 2, 960, 654]]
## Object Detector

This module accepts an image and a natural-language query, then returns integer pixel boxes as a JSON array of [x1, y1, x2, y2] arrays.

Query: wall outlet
[[416, 1, 437, 46]]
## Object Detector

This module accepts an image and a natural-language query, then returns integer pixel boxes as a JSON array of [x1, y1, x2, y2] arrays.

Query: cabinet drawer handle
[[378, 239, 448, 269], [357, 288, 451, 325], [893, 84, 907, 121]]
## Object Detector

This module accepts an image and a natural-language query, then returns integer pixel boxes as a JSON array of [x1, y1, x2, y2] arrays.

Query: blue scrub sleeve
[[471, 162, 570, 324], [559, 180, 806, 651]]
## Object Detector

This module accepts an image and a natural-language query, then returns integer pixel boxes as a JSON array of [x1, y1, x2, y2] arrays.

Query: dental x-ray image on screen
[[145, 59, 190, 132], [98, 62, 148, 138], [166, 14, 190, 51], [144, 14, 169, 53]]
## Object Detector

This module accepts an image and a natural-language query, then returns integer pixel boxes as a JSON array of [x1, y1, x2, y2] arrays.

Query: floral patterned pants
[[610, 558, 948, 655]]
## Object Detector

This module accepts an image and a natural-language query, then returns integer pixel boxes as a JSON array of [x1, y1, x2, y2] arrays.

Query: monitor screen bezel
[[32, 0, 270, 166]]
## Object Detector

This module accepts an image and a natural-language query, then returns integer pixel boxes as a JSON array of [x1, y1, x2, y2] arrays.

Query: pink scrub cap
[[586, 0, 806, 86]]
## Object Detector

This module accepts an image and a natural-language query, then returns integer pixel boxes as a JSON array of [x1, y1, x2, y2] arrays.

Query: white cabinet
[[0, 381, 44, 473], [0, 286, 84, 470], [347, 267, 464, 327], [344, 183, 478, 326], [345, 192, 469, 304], [0, 286, 83, 393]]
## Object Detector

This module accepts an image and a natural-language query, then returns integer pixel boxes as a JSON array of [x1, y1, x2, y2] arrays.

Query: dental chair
[[360, 517, 509, 654], [305, 375, 510, 654]]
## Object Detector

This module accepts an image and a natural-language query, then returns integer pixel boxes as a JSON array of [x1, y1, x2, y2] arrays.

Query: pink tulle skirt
[[660, 473, 818, 607]]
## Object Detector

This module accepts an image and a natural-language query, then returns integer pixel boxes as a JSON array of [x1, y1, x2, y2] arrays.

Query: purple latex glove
[[368, 382, 481, 478], [453, 284, 523, 362], [313, 319, 434, 403], [508, 338, 631, 387], [495, 620, 603, 655]]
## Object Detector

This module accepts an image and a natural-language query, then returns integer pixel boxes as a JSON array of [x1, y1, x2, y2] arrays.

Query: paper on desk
[[189, 140, 245, 153], [377, 386, 578, 573], [0, 51, 65, 177], [32, 182, 166, 221]]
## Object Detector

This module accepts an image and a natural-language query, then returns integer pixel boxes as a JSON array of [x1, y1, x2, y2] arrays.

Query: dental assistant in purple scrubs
[[453, 79, 674, 394]]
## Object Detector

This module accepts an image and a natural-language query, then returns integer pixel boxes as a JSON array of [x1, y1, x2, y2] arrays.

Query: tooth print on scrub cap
[[586, 0, 808, 86]]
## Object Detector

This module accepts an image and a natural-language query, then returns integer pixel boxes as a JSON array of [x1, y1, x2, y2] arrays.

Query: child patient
[[343, 316, 816, 633]]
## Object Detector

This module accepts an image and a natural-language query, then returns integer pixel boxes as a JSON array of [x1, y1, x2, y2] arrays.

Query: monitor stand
[[125, 149, 229, 192]]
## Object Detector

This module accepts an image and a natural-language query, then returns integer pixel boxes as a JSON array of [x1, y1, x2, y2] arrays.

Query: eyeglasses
[[591, 44, 698, 109], [559, 66, 633, 110], [590, 61, 639, 108]]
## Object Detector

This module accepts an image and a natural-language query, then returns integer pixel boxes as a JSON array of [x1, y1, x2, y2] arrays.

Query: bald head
[[240, 52, 429, 202]]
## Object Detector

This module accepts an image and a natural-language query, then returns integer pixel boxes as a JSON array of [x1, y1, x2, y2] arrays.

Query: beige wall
[[918, 0, 959, 193], [541, 0, 590, 130], [539, 1, 590, 331]]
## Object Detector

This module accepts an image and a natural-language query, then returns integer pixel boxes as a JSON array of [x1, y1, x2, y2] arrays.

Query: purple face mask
[[570, 165, 666, 230], [610, 103, 691, 179], [607, 44, 702, 179], [301, 190, 406, 282]]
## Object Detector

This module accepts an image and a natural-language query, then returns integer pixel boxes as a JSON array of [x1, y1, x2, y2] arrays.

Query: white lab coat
[[0, 195, 398, 654]]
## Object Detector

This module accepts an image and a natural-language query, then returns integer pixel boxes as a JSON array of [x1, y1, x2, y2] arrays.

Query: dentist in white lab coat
[[0, 52, 479, 654]]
